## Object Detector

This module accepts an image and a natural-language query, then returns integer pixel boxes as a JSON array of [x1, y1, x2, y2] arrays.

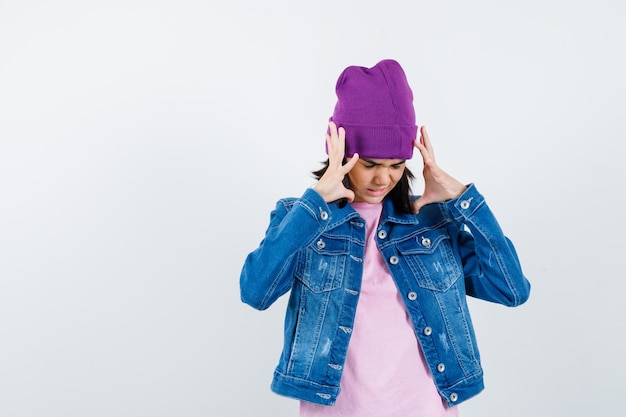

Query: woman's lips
[[367, 187, 387, 197]]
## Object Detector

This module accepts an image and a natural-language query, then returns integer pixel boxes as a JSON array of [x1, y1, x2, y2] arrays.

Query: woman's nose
[[373, 168, 390, 184]]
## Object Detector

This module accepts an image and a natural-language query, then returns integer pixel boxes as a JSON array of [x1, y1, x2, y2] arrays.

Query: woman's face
[[346, 157, 406, 204]]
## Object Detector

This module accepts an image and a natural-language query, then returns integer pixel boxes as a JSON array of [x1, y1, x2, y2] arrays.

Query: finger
[[413, 138, 426, 152], [327, 123, 344, 166], [325, 133, 340, 167], [336, 126, 347, 157], [338, 125, 345, 140], [329, 128, 348, 169], [420, 126, 435, 161], [327, 122, 338, 149], [342, 153, 359, 173], [413, 139, 432, 167], [328, 121, 338, 136]]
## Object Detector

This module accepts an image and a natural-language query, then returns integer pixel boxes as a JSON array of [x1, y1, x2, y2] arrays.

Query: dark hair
[[312, 159, 415, 214]]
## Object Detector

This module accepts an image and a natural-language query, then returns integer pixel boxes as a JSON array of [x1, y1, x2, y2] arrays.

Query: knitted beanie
[[328, 59, 417, 160]]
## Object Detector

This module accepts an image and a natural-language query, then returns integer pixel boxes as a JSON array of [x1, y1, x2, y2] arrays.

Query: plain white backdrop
[[1, 1, 625, 416]]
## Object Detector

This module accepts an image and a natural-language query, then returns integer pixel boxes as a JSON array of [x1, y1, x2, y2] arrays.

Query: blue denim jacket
[[240, 184, 530, 407]]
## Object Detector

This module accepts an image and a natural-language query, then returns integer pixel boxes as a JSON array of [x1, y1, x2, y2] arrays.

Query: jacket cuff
[[298, 188, 333, 225], [446, 183, 486, 220]]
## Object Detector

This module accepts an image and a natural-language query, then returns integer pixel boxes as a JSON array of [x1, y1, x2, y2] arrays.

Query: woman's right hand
[[313, 122, 359, 203]]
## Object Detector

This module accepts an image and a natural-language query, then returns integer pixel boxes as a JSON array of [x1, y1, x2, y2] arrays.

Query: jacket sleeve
[[446, 184, 531, 307], [240, 188, 333, 310]]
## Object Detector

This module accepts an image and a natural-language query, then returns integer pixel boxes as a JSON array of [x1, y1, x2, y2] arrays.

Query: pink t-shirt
[[300, 202, 458, 417]]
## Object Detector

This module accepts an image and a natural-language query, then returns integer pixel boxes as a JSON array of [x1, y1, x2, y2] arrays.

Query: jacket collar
[[381, 196, 421, 225]]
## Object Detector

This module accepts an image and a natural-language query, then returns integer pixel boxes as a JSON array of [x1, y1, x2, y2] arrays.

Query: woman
[[240, 59, 530, 416]]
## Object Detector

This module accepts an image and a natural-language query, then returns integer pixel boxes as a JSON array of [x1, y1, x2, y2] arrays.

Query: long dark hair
[[312, 159, 415, 214]]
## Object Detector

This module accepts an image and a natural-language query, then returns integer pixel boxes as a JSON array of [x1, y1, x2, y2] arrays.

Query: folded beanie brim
[[330, 121, 416, 160]]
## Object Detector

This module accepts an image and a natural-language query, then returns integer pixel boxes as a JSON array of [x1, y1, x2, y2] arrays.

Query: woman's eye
[[364, 164, 375, 169]]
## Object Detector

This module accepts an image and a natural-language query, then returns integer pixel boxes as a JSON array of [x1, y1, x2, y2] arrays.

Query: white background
[[1, 1, 625, 416]]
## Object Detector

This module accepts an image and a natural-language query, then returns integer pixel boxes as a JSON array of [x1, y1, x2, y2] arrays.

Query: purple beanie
[[328, 59, 417, 160]]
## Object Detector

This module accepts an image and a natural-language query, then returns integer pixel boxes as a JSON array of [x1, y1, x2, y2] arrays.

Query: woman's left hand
[[412, 126, 467, 213]]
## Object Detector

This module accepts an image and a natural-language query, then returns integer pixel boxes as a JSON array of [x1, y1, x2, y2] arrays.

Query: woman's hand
[[313, 122, 359, 203], [412, 126, 466, 213]]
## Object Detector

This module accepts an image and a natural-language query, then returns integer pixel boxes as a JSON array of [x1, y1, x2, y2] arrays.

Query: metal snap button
[[316, 239, 326, 249], [377, 230, 387, 239], [421, 237, 431, 248], [423, 326, 432, 336], [389, 256, 399, 265], [407, 292, 417, 301], [437, 363, 446, 372], [320, 210, 329, 220], [450, 393, 458, 402], [460, 200, 470, 210]]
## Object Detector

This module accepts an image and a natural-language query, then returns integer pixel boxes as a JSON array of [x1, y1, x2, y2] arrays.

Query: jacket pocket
[[396, 228, 462, 292], [296, 234, 348, 293]]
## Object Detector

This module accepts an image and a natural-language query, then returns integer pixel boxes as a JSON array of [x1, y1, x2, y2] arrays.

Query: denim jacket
[[240, 184, 530, 407]]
